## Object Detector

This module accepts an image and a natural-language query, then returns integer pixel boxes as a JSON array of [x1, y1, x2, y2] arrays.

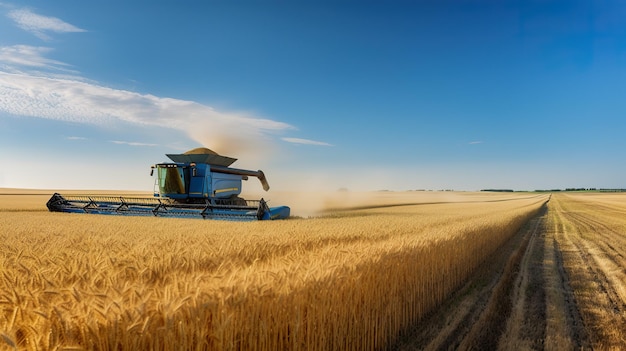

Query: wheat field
[[0, 190, 547, 350]]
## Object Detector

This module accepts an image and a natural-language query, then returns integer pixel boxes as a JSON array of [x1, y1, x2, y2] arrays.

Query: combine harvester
[[47, 148, 290, 221]]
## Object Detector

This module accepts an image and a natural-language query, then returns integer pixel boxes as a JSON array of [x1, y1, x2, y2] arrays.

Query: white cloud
[[0, 71, 295, 160], [110, 140, 157, 147], [0, 45, 71, 71], [8, 8, 86, 40], [66, 136, 86, 140], [282, 137, 333, 146], [469, 141, 484, 145], [0, 38, 310, 162]]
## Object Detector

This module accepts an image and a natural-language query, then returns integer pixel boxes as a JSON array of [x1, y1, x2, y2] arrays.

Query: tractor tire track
[[391, 197, 607, 351], [458, 209, 547, 351], [391, 204, 552, 350], [556, 204, 626, 311], [391, 215, 531, 350], [550, 195, 626, 349], [391, 194, 626, 350], [543, 201, 588, 350], [497, 212, 546, 350], [566, 211, 626, 262]]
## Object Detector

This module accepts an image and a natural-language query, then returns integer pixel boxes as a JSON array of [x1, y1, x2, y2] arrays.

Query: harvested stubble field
[[1, 190, 625, 350]]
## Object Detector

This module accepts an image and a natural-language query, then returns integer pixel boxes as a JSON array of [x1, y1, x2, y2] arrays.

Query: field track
[[393, 193, 626, 350]]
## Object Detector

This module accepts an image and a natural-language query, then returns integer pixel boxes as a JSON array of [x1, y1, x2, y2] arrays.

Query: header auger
[[47, 148, 290, 221]]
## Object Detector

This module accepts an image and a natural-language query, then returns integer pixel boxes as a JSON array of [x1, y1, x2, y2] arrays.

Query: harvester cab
[[152, 149, 268, 203], [47, 148, 290, 221]]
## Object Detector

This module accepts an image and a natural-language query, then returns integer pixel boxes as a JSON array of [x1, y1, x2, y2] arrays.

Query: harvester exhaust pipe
[[210, 166, 270, 191]]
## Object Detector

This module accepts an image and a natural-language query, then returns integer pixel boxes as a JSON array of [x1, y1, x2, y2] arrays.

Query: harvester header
[[47, 148, 290, 221]]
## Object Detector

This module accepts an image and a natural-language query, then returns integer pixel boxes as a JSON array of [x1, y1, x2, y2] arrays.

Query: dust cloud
[[185, 110, 292, 162], [242, 189, 469, 218]]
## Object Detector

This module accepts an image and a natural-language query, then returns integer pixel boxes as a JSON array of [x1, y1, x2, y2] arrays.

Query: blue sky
[[1, 0, 625, 192]]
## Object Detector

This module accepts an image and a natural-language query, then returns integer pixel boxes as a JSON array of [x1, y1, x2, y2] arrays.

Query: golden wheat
[[0, 191, 547, 350]]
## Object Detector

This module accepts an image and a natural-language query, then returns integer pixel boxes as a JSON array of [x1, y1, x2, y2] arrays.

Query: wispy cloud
[[7, 8, 86, 40], [0, 17, 303, 161], [66, 136, 87, 140], [282, 137, 333, 146], [110, 140, 158, 147], [469, 141, 484, 145], [0, 45, 72, 72], [0, 70, 295, 160]]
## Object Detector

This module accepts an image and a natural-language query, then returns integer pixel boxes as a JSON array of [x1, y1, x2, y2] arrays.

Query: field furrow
[[497, 211, 546, 350], [550, 195, 626, 349], [395, 193, 626, 350], [392, 204, 551, 350], [543, 211, 587, 350]]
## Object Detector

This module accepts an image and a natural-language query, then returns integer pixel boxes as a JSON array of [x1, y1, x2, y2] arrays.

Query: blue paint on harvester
[[47, 148, 290, 221]]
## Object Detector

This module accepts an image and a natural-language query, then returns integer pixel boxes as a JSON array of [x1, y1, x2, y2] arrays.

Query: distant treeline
[[422, 188, 626, 193], [534, 188, 626, 193]]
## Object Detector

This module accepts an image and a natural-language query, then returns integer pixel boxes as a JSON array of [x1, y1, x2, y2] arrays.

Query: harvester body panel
[[47, 148, 290, 221]]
